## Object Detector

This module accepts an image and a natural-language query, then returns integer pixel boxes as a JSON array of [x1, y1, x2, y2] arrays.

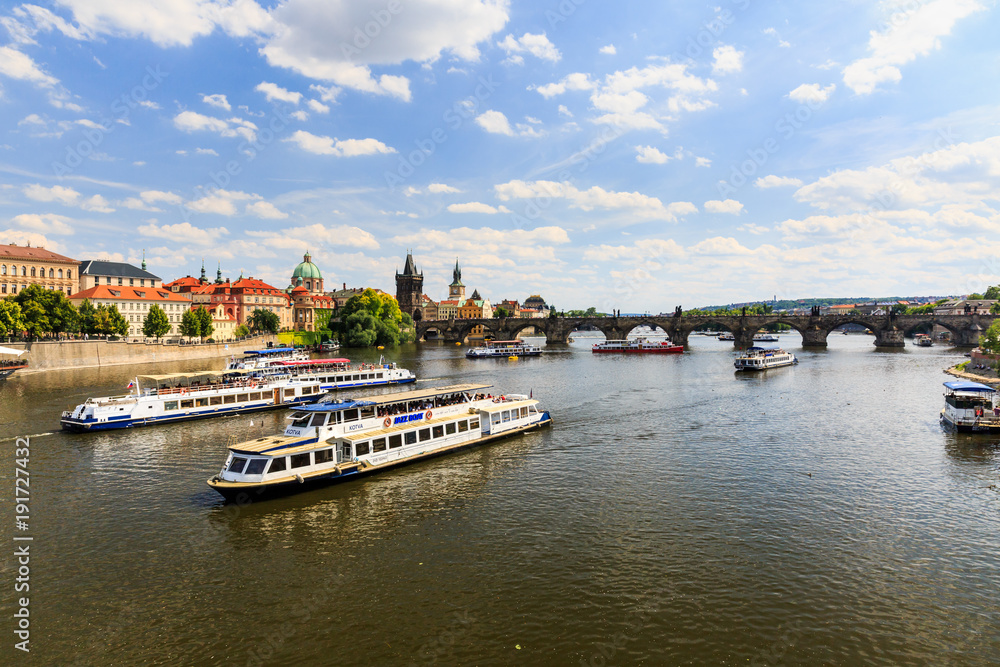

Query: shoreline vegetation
[[946, 360, 999, 385]]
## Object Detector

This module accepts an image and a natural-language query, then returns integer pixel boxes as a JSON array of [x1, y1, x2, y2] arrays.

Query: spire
[[141, 249, 146, 271], [200, 258, 206, 283], [402, 249, 419, 276], [215, 261, 223, 284], [451, 257, 463, 286], [304, 249, 311, 263]]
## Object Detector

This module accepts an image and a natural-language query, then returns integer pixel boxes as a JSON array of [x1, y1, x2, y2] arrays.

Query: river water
[[1, 334, 998, 665]]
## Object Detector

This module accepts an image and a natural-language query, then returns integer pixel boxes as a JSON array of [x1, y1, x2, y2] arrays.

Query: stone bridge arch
[[504, 319, 550, 341]]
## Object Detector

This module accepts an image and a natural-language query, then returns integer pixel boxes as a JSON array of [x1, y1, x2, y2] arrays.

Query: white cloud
[[290, 110, 308, 121], [475, 110, 514, 136], [755, 175, 803, 189], [195, 147, 219, 156], [247, 223, 379, 250], [81, 194, 115, 213], [842, 0, 983, 94], [557, 104, 572, 117], [599, 44, 616, 55], [534, 72, 595, 98], [695, 157, 712, 168], [306, 99, 330, 114], [173, 111, 257, 142], [255, 81, 302, 104], [428, 183, 461, 194], [788, 83, 836, 104], [309, 84, 340, 104], [23, 183, 79, 205], [495, 179, 696, 221], [0, 45, 58, 87], [497, 32, 560, 64], [11, 213, 74, 235], [712, 45, 744, 75], [284, 130, 396, 157], [583, 238, 685, 262], [704, 199, 744, 214], [635, 145, 670, 164], [138, 221, 229, 245], [391, 226, 571, 265], [245, 201, 289, 219], [202, 93, 231, 110], [690, 236, 755, 255], [447, 202, 509, 214]]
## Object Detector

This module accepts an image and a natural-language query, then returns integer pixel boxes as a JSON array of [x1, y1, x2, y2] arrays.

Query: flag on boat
[[127, 380, 135, 389]]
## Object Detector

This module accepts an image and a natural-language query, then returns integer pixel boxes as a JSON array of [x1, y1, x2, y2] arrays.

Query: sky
[[1, 0, 999, 311]]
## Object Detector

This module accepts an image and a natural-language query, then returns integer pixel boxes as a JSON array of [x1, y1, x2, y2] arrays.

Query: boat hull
[[592, 347, 683, 353], [207, 414, 552, 502], [940, 410, 1000, 432]]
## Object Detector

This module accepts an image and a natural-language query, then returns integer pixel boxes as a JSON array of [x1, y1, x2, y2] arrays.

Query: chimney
[[343, 282, 346, 290]]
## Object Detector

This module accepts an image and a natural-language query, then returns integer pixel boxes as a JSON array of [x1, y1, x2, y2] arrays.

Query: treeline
[[327, 288, 413, 347]]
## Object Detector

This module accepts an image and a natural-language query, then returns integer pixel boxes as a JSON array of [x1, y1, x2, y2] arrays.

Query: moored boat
[[734, 347, 797, 370], [940, 381, 1000, 432], [207, 383, 552, 501], [226, 347, 309, 370], [0, 345, 28, 380], [753, 333, 780, 342], [718, 332, 735, 341], [592, 337, 683, 353], [466, 339, 542, 358]]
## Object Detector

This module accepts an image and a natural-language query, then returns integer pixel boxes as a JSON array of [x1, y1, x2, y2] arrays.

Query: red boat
[[592, 338, 683, 353]]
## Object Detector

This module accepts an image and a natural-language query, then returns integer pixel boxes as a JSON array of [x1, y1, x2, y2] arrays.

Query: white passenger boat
[[592, 338, 682, 353], [466, 339, 542, 358], [0, 345, 28, 380], [940, 381, 1000, 432], [207, 383, 552, 501], [734, 347, 798, 370], [753, 333, 780, 342], [915, 334, 933, 347], [60, 359, 416, 432], [718, 332, 735, 341], [226, 347, 309, 370]]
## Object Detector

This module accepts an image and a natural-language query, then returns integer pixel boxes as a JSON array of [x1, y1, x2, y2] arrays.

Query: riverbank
[[5, 335, 278, 373], [944, 362, 999, 385]]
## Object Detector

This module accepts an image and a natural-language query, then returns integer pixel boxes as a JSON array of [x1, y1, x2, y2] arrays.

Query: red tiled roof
[[164, 276, 202, 289], [69, 285, 193, 303], [0, 243, 78, 264]]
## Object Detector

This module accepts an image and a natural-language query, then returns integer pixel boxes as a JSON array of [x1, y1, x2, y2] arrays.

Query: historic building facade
[[395, 251, 424, 320], [68, 284, 193, 338], [79, 257, 161, 292], [0, 243, 79, 296]]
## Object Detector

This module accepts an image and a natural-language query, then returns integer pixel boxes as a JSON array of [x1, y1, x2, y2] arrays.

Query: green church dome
[[292, 251, 322, 280]]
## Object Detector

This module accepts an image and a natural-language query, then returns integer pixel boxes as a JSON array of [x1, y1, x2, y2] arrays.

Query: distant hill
[[693, 296, 956, 312]]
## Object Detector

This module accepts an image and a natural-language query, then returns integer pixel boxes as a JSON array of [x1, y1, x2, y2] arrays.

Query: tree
[[107, 305, 129, 337], [0, 300, 24, 338], [330, 289, 406, 347], [180, 309, 201, 339], [77, 299, 97, 334], [143, 305, 171, 340], [493, 306, 511, 318], [985, 285, 1000, 300], [980, 319, 1000, 354], [10, 284, 77, 337], [193, 306, 214, 342], [968, 293, 983, 300], [248, 308, 280, 334], [234, 324, 250, 338], [342, 310, 378, 347]]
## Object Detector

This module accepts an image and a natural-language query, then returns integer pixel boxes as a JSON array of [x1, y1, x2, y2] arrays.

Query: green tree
[[193, 306, 214, 342], [234, 324, 250, 338], [19, 299, 49, 338], [0, 300, 25, 338], [248, 308, 280, 334], [180, 309, 201, 339], [77, 298, 97, 335], [331, 289, 405, 347], [984, 285, 1000, 300], [106, 305, 129, 337], [968, 293, 983, 300], [10, 284, 77, 337], [93, 305, 112, 336], [143, 304, 171, 340], [493, 306, 511, 318], [980, 320, 1000, 354], [342, 310, 378, 347]]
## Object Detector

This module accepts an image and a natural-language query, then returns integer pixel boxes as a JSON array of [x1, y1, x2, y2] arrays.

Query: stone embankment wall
[[5, 335, 279, 373]]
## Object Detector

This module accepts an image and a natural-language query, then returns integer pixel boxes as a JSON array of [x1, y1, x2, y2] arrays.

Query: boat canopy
[[275, 358, 350, 366], [242, 347, 296, 355], [291, 399, 377, 413], [294, 383, 492, 412], [943, 381, 996, 393], [0, 345, 26, 357], [138, 370, 249, 385]]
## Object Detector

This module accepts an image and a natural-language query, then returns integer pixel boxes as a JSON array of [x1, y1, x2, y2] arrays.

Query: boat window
[[491, 413, 501, 425], [250, 392, 262, 400], [302, 386, 313, 395], [520, 407, 528, 418], [223, 395, 236, 404], [284, 388, 295, 398], [315, 449, 334, 464], [342, 409, 359, 422], [164, 401, 178, 411], [529, 406, 537, 415], [360, 407, 375, 419], [404, 431, 417, 445], [292, 413, 311, 427], [432, 425, 444, 438], [470, 419, 479, 429], [210, 396, 223, 406], [227, 456, 248, 474], [376, 372, 384, 379], [331, 412, 342, 424], [196, 398, 209, 407], [237, 394, 249, 402], [180, 399, 194, 409], [268, 457, 286, 474], [290, 453, 311, 468], [446, 422, 456, 435], [356, 442, 370, 456], [341, 443, 352, 460], [419, 428, 431, 442], [372, 437, 387, 452], [352, 374, 360, 381], [458, 420, 469, 432], [389, 434, 402, 449], [502, 410, 511, 423], [308, 413, 328, 428], [245, 458, 267, 475]]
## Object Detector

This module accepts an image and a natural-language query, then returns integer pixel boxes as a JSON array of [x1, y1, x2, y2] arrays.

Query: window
[[237, 394, 249, 402], [67, 270, 71, 279], [356, 441, 370, 456], [140, 279, 145, 287], [432, 425, 444, 438], [196, 398, 209, 407], [210, 396, 222, 405], [118, 277, 123, 285], [446, 422, 456, 435], [1, 265, 5, 275], [164, 401, 178, 410], [290, 453, 311, 468], [284, 388, 295, 398], [227, 456, 248, 474], [342, 408, 359, 422], [20, 266, 26, 276], [458, 420, 469, 433], [58, 269, 62, 278], [245, 459, 267, 475], [106, 276, 111, 284], [180, 399, 194, 408], [223, 395, 236, 404], [360, 407, 375, 419], [419, 428, 431, 442], [315, 449, 333, 464], [502, 410, 511, 423], [404, 431, 417, 445], [492, 413, 501, 425], [308, 413, 327, 428], [249, 392, 262, 401], [389, 434, 402, 449], [371, 437, 386, 452], [470, 419, 479, 429], [268, 457, 286, 474], [48, 268, 54, 278]]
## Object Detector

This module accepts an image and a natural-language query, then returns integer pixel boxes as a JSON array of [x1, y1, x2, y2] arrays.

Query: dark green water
[[1, 334, 998, 665]]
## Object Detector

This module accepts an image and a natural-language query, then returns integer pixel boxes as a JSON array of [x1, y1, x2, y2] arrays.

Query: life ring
[[383, 417, 391, 427], [425, 410, 432, 420]]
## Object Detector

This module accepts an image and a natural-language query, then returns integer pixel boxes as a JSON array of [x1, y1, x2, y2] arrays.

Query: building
[[448, 259, 466, 301], [165, 271, 295, 330], [79, 256, 161, 292], [395, 251, 425, 320], [68, 284, 193, 338], [418, 294, 438, 321], [0, 242, 79, 297], [286, 251, 325, 294], [498, 299, 521, 318], [522, 295, 549, 316], [206, 302, 239, 341], [437, 299, 460, 319]]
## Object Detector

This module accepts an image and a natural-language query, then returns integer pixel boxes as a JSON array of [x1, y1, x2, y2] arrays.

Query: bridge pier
[[670, 327, 690, 347], [801, 326, 829, 347], [956, 323, 984, 347], [873, 327, 904, 347]]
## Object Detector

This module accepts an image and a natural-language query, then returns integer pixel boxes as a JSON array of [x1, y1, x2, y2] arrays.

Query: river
[[1, 334, 998, 665]]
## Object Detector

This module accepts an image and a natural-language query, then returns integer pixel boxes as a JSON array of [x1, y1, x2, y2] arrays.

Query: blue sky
[[1, 0, 998, 311]]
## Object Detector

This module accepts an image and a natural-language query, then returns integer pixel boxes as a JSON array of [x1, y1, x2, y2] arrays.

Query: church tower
[[395, 250, 424, 320], [448, 258, 466, 301]]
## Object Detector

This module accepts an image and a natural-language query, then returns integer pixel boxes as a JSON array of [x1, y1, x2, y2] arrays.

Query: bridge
[[415, 312, 997, 348]]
